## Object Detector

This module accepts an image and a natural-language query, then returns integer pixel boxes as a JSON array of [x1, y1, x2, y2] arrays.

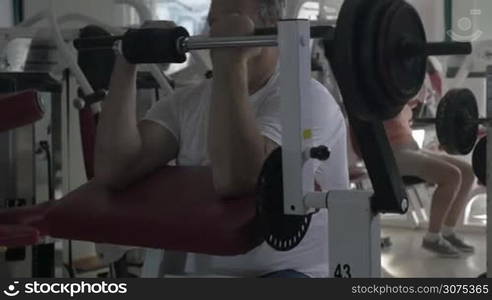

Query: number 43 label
[[334, 264, 352, 278]]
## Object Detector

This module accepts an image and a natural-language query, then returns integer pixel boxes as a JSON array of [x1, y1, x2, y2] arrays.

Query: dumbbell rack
[[486, 66, 492, 278]]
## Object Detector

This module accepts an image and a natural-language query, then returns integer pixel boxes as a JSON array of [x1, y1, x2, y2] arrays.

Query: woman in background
[[384, 58, 476, 258]]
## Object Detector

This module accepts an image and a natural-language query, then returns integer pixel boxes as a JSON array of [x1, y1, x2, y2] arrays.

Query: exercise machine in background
[[0, 0, 176, 278]]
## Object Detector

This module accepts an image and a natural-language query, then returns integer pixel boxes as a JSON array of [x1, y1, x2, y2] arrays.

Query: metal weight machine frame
[[0, 6, 176, 277], [279, 19, 492, 279], [486, 66, 492, 278], [278, 19, 390, 278]]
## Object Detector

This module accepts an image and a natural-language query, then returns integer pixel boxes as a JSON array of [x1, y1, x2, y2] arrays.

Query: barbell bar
[[401, 40, 472, 57], [72, 0, 473, 123], [74, 25, 471, 64]]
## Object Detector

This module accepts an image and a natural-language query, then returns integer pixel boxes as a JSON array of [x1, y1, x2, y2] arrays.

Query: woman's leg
[[418, 151, 476, 253], [394, 149, 462, 233], [429, 153, 476, 228]]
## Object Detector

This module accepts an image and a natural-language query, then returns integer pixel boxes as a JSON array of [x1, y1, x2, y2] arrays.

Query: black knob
[[310, 146, 331, 161]]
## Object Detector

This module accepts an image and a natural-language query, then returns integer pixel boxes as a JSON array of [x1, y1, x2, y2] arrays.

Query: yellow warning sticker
[[303, 129, 313, 140]]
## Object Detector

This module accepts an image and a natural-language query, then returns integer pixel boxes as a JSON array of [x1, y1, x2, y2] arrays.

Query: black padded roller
[[122, 26, 190, 64], [78, 26, 116, 91], [73, 36, 120, 51]]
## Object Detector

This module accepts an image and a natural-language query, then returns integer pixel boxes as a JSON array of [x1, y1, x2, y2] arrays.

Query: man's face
[[208, 0, 262, 28], [207, 0, 279, 87]]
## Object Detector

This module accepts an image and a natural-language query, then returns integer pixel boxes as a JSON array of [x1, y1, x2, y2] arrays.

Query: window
[[154, 0, 210, 36], [150, 0, 211, 73], [297, 1, 340, 21], [298, 1, 321, 20], [0, 0, 14, 26]]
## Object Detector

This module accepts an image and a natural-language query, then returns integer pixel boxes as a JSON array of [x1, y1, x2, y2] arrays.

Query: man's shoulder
[[267, 76, 342, 117], [307, 79, 343, 115], [309, 79, 335, 102], [269, 75, 336, 103]]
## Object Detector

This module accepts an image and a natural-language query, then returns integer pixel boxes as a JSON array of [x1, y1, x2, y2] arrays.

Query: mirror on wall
[[154, 0, 210, 36], [0, 0, 14, 26]]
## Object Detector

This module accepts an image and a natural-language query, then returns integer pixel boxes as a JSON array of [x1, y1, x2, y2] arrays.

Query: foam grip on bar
[[122, 27, 190, 64], [73, 36, 120, 51], [0, 90, 44, 133], [78, 26, 116, 91]]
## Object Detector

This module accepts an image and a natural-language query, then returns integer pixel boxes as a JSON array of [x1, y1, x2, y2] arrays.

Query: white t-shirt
[[143, 72, 349, 277]]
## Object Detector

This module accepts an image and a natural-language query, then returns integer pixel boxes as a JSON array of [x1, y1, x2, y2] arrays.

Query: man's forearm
[[209, 61, 266, 194], [94, 56, 142, 183]]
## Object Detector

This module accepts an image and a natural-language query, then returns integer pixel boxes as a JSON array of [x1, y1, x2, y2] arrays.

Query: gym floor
[[381, 227, 486, 278]]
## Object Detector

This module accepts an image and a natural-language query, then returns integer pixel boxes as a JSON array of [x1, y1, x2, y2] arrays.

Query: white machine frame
[[278, 20, 490, 278], [278, 19, 380, 277], [486, 66, 492, 278]]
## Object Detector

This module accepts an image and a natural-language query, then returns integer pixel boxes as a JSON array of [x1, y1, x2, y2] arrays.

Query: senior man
[[94, 0, 348, 278]]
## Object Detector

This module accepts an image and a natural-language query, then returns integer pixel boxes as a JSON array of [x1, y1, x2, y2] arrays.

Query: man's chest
[[175, 97, 265, 166], [177, 109, 210, 166]]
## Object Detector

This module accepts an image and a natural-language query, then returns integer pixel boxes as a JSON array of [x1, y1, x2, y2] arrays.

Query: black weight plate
[[257, 148, 312, 252], [436, 89, 479, 155], [473, 136, 486, 186], [331, 0, 410, 121], [436, 89, 458, 153], [378, 0, 427, 105], [78, 26, 116, 91], [359, 0, 404, 120], [330, 0, 381, 121]]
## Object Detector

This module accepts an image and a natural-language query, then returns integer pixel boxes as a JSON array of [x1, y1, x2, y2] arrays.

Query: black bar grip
[[122, 27, 190, 64], [254, 27, 277, 35], [82, 90, 108, 106], [74, 89, 108, 110], [73, 36, 121, 50], [425, 42, 472, 56], [254, 25, 335, 39]]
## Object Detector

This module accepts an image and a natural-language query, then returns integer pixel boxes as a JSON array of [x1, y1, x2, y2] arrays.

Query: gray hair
[[259, 0, 286, 24]]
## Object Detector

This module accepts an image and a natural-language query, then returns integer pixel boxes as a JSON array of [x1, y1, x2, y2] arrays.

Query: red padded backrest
[[45, 167, 261, 255], [0, 90, 44, 132], [0, 225, 41, 247]]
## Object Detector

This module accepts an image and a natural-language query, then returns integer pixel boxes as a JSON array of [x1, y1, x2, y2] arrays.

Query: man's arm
[[208, 15, 275, 197], [94, 56, 178, 190]]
